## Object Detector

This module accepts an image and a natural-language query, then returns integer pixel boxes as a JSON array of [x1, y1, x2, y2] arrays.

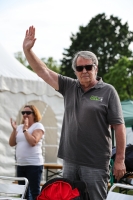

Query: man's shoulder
[[58, 74, 79, 90], [59, 74, 77, 82], [98, 77, 115, 90]]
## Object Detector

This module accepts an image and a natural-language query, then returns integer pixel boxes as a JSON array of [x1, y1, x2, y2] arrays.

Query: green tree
[[15, 52, 60, 73], [60, 13, 133, 78], [14, 51, 28, 66], [41, 57, 60, 73], [14, 51, 34, 71], [103, 57, 133, 101]]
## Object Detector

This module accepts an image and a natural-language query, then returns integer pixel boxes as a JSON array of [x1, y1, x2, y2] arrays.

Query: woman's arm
[[23, 118, 44, 146], [23, 129, 44, 147]]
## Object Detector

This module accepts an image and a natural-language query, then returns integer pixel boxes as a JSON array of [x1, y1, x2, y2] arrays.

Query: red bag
[[37, 177, 89, 200]]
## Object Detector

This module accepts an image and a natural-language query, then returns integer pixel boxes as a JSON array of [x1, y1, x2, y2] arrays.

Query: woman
[[9, 105, 45, 200]]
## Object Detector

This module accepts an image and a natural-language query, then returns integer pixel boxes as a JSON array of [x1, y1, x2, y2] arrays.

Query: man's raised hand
[[23, 26, 36, 51]]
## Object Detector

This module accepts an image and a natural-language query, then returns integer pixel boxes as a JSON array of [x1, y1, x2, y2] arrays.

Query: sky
[[0, 0, 133, 63]]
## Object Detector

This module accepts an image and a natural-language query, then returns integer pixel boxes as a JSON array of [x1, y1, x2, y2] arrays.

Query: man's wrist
[[115, 156, 125, 162]]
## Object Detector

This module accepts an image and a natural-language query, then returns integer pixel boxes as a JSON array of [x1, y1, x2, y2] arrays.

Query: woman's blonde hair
[[21, 105, 42, 124]]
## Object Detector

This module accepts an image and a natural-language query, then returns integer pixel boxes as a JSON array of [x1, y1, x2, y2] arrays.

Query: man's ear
[[95, 66, 98, 73], [94, 66, 98, 76], [74, 71, 77, 77]]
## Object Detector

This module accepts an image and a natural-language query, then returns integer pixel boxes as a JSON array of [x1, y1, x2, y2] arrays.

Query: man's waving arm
[[23, 26, 59, 90]]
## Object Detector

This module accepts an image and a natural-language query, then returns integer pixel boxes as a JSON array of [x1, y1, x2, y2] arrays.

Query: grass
[[108, 185, 133, 196], [113, 187, 133, 195]]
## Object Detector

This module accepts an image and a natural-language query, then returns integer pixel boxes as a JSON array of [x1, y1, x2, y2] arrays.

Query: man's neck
[[81, 80, 98, 92]]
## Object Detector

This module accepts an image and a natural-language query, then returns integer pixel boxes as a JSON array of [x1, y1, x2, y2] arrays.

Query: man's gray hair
[[72, 51, 98, 71]]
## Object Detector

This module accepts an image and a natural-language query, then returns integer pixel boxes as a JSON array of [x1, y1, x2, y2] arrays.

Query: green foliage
[[103, 57, 133, 101], [15, 52, 61, 73], [14, 51, 28, 67], [60, 13, 133, 78], [41, 57, 61, 73]]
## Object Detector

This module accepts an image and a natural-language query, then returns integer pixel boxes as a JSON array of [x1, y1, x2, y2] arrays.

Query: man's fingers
[[29, 26, 35, 36], [114, 170, 126, 180]]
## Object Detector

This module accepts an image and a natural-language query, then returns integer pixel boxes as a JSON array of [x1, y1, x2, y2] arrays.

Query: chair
[[107, 183, 133, 200], [0, 176, 28, 199]]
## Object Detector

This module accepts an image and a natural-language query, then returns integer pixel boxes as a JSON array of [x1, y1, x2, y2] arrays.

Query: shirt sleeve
[[107, 86, 125, 125], [58, 74, 77, 96], [33, 122, 45, 132]]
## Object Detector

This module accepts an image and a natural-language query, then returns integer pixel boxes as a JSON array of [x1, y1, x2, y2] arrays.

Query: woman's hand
[[10, 118, 17, 131], [23, 117, 29, 131], [9, 118, 17, 146], [23, 26, 36, 51]]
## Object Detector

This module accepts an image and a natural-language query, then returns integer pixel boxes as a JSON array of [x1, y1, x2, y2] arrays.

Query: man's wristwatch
[[23, 129, 28, 133]]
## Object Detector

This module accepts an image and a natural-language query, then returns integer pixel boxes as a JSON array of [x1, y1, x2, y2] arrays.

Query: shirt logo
[[90, 95, 103, 102]]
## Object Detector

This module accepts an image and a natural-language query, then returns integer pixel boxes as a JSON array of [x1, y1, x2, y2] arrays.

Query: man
[[23, 26, 126, 200]]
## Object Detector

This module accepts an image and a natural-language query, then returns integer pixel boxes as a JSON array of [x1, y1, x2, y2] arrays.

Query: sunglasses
[[21, 111, 34, 115], [76, 64, 95, 72]]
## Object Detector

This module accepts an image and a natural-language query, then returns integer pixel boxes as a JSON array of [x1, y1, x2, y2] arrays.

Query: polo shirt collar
[[77, 76, 104, 89]]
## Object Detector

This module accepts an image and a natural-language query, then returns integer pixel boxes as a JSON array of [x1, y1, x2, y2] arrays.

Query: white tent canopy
[[0, 43, 61, 96], [0, 43, 64, 180]]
